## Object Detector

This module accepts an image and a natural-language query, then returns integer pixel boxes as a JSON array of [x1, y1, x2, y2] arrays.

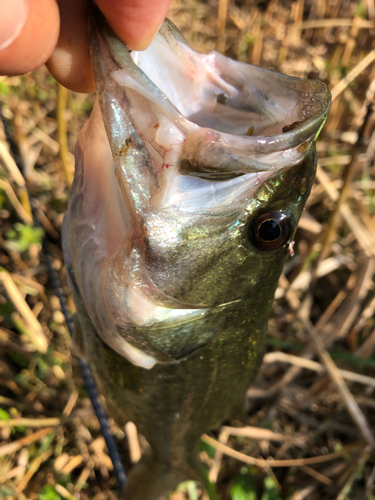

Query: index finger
[[46, 0, 172, 93], [97, 0, 172, 51]]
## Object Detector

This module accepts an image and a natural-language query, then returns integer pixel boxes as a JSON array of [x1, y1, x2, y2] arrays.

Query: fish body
[[63, 13, 330, 500]]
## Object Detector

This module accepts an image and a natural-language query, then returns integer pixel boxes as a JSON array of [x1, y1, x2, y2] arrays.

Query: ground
[[1, 1, 375, 499]]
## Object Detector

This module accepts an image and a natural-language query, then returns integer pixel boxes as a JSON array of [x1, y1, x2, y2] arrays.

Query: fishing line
[[0, 103, 127, 492]]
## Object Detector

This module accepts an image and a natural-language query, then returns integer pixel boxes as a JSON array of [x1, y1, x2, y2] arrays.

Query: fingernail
[[0, 0, 29, 51]]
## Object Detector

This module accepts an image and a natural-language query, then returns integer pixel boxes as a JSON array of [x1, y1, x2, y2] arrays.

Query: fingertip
[[47, 55, 95, 94], [46, 45, 95, 94], [0, 0, 60, 76], [46, 0, 173, 93], [46, 0, 95, 93]]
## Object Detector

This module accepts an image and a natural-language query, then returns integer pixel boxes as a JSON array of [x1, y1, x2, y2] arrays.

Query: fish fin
[[72, 316, 86, 359], [123, 452, 202, 500]]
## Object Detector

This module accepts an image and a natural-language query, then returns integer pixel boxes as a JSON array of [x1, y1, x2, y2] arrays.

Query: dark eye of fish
[[248, 211, 293, 251]]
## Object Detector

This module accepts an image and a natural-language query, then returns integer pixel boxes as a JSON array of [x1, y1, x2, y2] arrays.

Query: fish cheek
[[244, 149, 317, 252], [245, 246, 288, 300], [239, 151, 317, 297]]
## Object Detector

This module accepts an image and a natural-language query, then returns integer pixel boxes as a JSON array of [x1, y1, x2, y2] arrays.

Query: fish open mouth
[[131, 20, 329, 142], [93, 12, 331, 174], [90, 12, 331, 210]]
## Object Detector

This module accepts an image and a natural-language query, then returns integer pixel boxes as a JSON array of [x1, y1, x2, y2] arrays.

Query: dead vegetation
[[1, 0, 375, 499]]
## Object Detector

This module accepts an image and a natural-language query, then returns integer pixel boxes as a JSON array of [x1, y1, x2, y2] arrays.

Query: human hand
[[0, 0, 173, 92]]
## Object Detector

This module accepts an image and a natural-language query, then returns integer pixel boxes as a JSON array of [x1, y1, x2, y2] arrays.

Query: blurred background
[[1, 0, 375, 499]]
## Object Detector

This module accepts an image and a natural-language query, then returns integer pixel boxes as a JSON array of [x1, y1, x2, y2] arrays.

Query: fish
[[62, 10, 331, 500]]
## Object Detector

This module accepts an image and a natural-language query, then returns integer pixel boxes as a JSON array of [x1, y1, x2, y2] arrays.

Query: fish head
[[64, 12, 330, 368], [143, 148, 316, 309]]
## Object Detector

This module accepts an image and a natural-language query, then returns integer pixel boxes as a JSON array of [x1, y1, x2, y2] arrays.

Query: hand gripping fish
[[63, 11, 331, 500]]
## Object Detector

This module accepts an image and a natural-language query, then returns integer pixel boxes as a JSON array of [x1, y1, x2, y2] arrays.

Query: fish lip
[[91, 8, 331, 155], [217, 105, 330, 154]]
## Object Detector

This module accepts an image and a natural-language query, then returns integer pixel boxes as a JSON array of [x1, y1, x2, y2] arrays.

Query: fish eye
[[247, 211, 293, 251]]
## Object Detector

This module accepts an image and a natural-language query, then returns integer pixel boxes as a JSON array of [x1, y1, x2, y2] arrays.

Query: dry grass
[[1, 0, 375, 499]]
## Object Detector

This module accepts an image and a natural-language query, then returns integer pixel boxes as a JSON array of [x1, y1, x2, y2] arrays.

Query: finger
[[96, 0, 173, 50], [46, 0, 95, 93], [0, 0, 60, 75], [47, 0, 173, 93]]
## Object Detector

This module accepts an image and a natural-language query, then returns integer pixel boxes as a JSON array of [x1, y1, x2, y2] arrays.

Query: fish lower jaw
[[105, 296, 243, 369], [98, 304, 210, 370], [100, 288, 244, 369], [123, 283, 244, 328], [124, 284, 209, 327]]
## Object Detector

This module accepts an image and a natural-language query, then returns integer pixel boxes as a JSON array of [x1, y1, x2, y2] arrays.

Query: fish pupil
[[247, 210, 293, 251], [258, 219, 281, 241]]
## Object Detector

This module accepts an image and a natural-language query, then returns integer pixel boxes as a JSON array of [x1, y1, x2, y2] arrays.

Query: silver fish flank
[[63, 12, 331, 500]]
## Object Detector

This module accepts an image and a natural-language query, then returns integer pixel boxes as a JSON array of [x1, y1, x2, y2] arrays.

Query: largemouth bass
[[63, 11, 331, 500]]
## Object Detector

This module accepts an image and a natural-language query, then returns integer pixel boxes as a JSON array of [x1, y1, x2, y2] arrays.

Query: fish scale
[[63, 9, 331, 499]]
